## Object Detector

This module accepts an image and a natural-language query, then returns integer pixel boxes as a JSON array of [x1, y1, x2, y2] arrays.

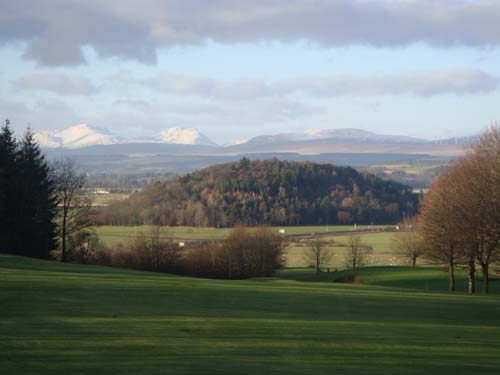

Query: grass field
[[93, 225, 390, 245], [94, 226, 404, 267], [2, 254, 500, 374], [86, 193, 129, 206], [286, 232, 404, 267], [94, 226, 401, 267]]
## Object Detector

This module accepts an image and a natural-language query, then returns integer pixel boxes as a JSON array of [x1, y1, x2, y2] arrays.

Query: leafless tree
[[392, 216, 423, 267], [130, 226, 181, 272], [181, 227, 285, 279], [67, 230, 101, 264], [420, 125, 500, 294], [460, 126, 500, 293], [304, 239, 333, 274], [343, 234, 372, 271], [52, 159, 89, 262], [419, 172, 463, 292]]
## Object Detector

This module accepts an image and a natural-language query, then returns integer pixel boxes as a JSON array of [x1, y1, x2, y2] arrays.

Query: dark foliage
[[94, 158, 418, 226], [0, 122, 58, 258]]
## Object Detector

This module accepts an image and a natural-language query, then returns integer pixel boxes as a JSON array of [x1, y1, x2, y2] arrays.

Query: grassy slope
[[2, 255, 500, 375]]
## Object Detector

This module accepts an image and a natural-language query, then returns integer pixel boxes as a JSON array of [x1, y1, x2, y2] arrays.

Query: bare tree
[[181, 227, 285, 279], [343, 234, 372, 271], [52, 159, 89, 262], [419, 165, 466, 292], [420, 125, 500, 294], [67, 230, 101, 264], [130, 226, 181, 272], [304, 239, 333, 274], [460, 126, 500, 293], [392, 216, 423, 267]]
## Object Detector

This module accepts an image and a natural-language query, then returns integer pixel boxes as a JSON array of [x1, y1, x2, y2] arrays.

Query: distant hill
[[226, 128, 466, 156], [36, 124, 468, 156], [39, 125, 464, 184], [94, 159, 419, 226]]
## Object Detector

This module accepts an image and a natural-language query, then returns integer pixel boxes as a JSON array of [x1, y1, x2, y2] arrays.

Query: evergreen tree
[[14, 129, 58, 258], [0, 120, 19, 253]]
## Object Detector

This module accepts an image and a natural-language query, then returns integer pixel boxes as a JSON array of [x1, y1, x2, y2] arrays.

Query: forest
[[93, 158, 419, 227]]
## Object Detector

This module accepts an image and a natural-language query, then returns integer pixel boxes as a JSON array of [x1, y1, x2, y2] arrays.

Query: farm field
[[1, 254, 500, 374], [285, 232, 402, 268], [86, 192, 130, 206], [93, 225, 390, 244], [94, 225, 401, 267]]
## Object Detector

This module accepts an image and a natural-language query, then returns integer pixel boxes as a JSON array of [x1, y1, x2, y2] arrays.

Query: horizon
[[30, 123, 478, 149], [1, 1, 500, 144]]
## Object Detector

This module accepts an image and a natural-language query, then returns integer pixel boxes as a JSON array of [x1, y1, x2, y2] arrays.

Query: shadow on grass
[[276, 266, 498, 294]]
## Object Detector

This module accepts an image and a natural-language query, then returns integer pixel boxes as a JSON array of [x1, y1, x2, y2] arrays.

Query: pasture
[[93, 225, 389, 244], [94, 226, 400, 267], [1, 254, 500, 374]]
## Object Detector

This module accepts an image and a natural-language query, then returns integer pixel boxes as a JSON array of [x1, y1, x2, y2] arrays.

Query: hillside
[[95, 159, 418, 226], [2, 254, 500, 375]]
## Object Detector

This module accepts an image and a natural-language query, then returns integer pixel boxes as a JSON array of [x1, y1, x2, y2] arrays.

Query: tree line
[[0, 121, 92, 261], [418, 126, 500, 294], [56, 226, 286, 280], [388, 126, 500, 294], [0, 121, 57, 258], [93, 159, 419, 227]]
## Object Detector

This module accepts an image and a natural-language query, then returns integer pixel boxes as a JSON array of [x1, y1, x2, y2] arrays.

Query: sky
[[1, 0, 500, 144]]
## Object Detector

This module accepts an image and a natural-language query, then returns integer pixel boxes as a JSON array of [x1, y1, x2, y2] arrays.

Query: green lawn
[[277, 266, 499, 294], [2, 254, 500, 374]]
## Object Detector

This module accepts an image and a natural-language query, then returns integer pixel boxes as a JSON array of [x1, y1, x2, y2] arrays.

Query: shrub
[[182, 227, 285, 279]]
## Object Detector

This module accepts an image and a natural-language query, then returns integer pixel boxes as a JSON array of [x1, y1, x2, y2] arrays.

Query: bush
[[182, 227, 285, 279], [109, 227, 182, 273]]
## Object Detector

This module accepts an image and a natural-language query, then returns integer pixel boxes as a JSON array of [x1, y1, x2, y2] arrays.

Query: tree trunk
[[481, 263, 489, 294], [412, 256, 417, 268], [467, 257, 475, 294], [449, 263, 455, 292], [61, 207, 68, 262]]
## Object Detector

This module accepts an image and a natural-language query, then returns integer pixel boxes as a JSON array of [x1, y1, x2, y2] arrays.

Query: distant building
[[94, 189, 110, 195]]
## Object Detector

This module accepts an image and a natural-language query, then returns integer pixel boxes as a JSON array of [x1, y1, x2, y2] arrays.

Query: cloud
[[2, 1, 500, 66], [145, 69, 499, 98], [283, 69, 500, 97], [0, 98, 78, 132], [144, 74, 274, 99], [13, 73, 98, 95]]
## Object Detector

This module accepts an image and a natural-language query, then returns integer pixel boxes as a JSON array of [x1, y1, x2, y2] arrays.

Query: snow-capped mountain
[[35, 124, 116, 149], [36, 124, 218, 149], [160, 127, 217, 146], [35, 124, 467, 157], [302, 128, 426, 143], [232, 128, 426, 149]]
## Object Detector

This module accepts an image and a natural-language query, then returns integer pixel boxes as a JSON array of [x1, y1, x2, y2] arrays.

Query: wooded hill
[[94, 159, 419, 226]]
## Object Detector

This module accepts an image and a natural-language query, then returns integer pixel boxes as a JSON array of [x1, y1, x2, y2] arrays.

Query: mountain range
[[34, 124, 216, 149], [35, 124, 469, 156]]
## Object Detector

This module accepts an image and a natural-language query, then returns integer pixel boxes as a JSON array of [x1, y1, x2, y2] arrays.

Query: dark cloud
[[1, 1, 500, 66]]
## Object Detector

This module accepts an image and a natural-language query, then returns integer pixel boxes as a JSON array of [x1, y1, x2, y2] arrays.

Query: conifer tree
[[14, 129, 58, 258], [0, 120, 19, 253]]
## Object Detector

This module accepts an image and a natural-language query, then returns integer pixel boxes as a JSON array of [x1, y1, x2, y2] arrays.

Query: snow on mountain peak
[[35, 124, 114, 149], [160, 127, 216, 146]]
